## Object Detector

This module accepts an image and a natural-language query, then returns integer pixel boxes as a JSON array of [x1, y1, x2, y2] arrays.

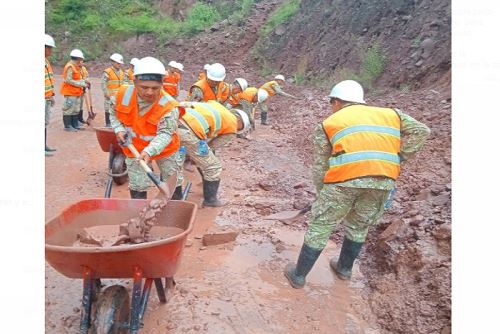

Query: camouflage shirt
[[109, 92, 180, 158], [312, 107, 431, 193]]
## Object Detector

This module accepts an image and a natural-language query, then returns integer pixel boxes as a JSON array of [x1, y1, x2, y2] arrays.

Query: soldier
[[102, 53, 126, 127], [60, 49, 89, 132], [257, 74, 297, 125], [109, 57, 184, 199], [125, 58, 139, 84], [188, 63, 230, 103], [225, 78, 257, 131], [76, 61, 90, 128], [44, 34, 57, 156], [163, 61, 183, 98], [178, 101, 250, 206], [284, 80, 431, 288]]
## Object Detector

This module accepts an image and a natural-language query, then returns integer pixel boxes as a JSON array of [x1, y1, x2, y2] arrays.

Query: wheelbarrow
[[45, 196, 197, 334], [95, 127, 128, 195]]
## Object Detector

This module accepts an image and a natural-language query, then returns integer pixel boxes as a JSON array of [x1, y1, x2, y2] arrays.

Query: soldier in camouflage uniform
[[257, 75, 297, 125], [60, 49, 89, 132], [44, 34, 57, 156], [284, 80, 431, 289], [102, 53, 126, 127], [109, 57, 183, 199]]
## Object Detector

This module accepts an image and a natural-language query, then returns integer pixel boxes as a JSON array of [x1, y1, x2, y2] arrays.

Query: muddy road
[[45, 76, 379, 333]]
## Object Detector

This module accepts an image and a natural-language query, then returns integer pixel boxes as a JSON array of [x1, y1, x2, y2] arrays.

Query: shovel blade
[[263, 210, 302, 221]]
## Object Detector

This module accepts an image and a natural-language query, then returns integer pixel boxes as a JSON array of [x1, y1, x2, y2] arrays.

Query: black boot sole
[[284, 263, 305, 289]]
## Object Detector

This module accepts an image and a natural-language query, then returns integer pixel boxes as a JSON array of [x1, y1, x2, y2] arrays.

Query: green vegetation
[[333, 43, 386, 89], [46, 0, 257, 62], [259, 0, 301, 36]]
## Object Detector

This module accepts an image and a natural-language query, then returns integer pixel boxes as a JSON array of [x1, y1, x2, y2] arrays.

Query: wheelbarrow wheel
[[111, 154, 128, 185], [91, 285, 130, 334]]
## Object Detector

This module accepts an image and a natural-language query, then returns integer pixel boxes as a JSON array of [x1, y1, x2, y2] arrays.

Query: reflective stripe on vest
[[125, 126, 156, 142], [186, 109, 210, 136], [122, 85, 134, 106], [202, 102, 222, 137], [331, 125, 400, 145], [329, 151, 400, 167], [105, 68, 124, 95], [45, 59, 55, 97]]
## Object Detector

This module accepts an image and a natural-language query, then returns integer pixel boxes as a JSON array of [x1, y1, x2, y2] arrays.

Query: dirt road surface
[[46, 74, 451, 333]]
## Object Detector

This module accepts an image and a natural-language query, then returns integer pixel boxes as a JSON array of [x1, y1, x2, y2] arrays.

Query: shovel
[[84, 86, 96, 126], [263, 204, 312, 222]]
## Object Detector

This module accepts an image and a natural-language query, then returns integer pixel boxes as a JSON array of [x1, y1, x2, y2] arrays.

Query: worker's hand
[[139, 151, 151, 164], [85, 80, 91, 89], [49, 96, 55, 107], [116, 131, 127, 146]]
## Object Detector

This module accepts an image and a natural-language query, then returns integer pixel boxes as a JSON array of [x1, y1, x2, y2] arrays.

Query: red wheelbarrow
[[45, 198, 197, 333], [95, 127, 128, 196]]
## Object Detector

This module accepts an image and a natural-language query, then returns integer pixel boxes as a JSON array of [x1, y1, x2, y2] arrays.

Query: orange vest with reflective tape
[[115, 85, 183, 160], [163, 71, 180, 97], [45, 58, 55, 98], [60, 62, 83, 96], [104, 67, 125, 97], [181, 101, 237, 140], [238, 87, 258, 103], [260, 81, 278, 97], [189, 78, 230, 103], [126, 68, 134, 82], [322, 104, 401, 183]]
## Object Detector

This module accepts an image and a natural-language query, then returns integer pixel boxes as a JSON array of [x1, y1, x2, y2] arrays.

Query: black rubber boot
[[171, 186, 183, 200], [261, 111, 269, 125], [45, 128, 56, 152], [105, 112, 111, 127], [284, 244, 322, 289], [63, 115, 77, 132], [202, 179, 224, 207], [330, 237, 364, 280], [130, 190, 147, 199], [71, 115, 82, 130]]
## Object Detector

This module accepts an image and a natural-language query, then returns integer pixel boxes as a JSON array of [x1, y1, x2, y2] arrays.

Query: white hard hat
[[275, 74, 285, 81], [110, 53, 124, 64], [168, 61, 176, 67], [70, 49, 84, 59], [207, 63, 226, 81], [257, 88, 269, 103], [174, 62, 184, 72], [133, 57, 166, 76], [45, 34, 56, 48], [203, 64, 211, 70], [234, 78, 248, 91], [130, 57, 140, 66], [233, 109, 250, 134], [329, 80, 366, 104]]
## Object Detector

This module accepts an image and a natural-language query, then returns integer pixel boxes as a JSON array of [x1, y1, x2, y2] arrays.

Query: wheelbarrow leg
[[139, 278, 154, 322], [154, 278, 167, 303], [79, 267, 94, 334], [130, 267, 143, 334], [104, 144, 115, 198]]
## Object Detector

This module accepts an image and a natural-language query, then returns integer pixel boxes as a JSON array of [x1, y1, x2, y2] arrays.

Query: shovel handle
[[126, 144, 170, 197]]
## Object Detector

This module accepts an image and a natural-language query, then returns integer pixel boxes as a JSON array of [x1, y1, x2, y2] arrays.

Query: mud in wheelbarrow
[[45, 198, 197, 333], [95, 127, 128, 187]]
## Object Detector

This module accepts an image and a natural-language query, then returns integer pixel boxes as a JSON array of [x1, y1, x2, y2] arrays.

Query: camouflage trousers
[[45, 99, 51, 127], [62, 95, 83, 116], [125, 154, 178, 192], [104, 97, 111, 114], [178, 128, 234, 182], [304, 184, 390, 249]]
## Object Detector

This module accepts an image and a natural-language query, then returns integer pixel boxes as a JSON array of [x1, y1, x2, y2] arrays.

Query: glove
[[116, 131, 130, 147]]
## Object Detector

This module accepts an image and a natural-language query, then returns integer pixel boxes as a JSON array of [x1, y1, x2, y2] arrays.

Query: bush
[[182, 3, 221, 35], [359, 43, 386, 87], [260, 0, 301, 36]]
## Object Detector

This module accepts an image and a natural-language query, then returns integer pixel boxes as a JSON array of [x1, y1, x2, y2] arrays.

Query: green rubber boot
[[284, 244, 322, 289], [330, 237, 364, 280]]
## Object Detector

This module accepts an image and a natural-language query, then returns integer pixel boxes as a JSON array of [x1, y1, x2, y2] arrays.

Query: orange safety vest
[[189, 78, 230, 103], [238, 87, 258, 103], [260, 81, 278, 97], [126, 68, 134, 82], [45, 58, 55, 98], [104, 67, 125, 97], [322, 104, 401, 183], [115, 85, 183, 160], [162, 71, 180, 97], [181, 101, 237, 140], [60, 62, 84, 96]]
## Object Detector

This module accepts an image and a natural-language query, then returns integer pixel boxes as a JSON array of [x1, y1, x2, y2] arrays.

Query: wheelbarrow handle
[[126, 144, 170, 197]]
